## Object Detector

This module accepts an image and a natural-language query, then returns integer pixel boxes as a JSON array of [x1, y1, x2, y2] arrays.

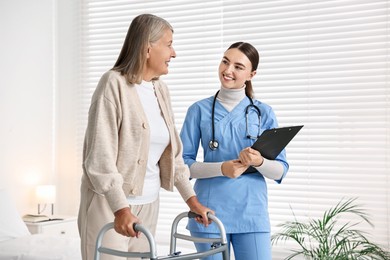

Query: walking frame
[[94, 211, 229, 260]]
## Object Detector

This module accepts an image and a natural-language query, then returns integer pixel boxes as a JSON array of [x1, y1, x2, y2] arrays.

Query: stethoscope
[[209, 90, 262, 150]]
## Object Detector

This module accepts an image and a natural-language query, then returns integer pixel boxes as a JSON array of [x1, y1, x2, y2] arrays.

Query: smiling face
[[218, 48, 256, 89], [144, 28, 176, 81]]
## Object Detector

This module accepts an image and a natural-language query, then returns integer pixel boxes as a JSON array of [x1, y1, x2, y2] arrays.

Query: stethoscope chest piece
[[209, 140, 219, 150]]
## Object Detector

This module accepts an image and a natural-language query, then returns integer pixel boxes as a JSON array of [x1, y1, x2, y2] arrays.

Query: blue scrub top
[[180, 95, 289, 234]]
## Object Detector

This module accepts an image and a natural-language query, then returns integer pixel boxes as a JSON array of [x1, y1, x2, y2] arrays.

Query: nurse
[[180, 42, 289, 260]]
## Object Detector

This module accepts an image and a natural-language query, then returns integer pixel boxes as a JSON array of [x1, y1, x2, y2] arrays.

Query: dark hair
[[226, 42, 259, 98], [112, 14, 173, 84]]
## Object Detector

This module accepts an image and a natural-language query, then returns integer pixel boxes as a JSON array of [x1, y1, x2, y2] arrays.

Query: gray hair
[[113, 14, 173, 84]]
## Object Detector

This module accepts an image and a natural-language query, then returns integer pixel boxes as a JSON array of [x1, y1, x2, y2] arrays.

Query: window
[[79, 0, 389, 257]]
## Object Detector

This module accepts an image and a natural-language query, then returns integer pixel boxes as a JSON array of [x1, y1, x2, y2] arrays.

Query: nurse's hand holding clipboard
[[238, 147, 264, 167], [221, 147, 264, 178], [221, 160, 247, 178]]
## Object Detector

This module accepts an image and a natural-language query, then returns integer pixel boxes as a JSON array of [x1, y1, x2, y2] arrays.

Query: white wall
[[0, 0, 80, 216], [56, 0, 81, 216]]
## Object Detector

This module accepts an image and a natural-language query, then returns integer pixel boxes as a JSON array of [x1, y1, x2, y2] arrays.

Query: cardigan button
[[142, 122, 148, 129], [137, 159, 145, 165]]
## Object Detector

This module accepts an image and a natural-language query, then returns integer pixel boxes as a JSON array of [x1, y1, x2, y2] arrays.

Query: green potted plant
[[271, 198, 389, 260]]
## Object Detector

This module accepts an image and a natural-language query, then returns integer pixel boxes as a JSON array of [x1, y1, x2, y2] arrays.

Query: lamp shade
[[36, 185, 56, 203]]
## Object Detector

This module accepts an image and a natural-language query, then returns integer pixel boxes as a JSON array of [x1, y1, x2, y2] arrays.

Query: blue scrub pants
[[190, 231, 271, 260]]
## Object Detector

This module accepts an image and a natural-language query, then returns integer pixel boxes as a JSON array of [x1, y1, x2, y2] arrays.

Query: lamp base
[[38, 203, 54, 215]]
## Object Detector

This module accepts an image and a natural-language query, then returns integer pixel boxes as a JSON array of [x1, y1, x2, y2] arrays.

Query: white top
[[127, 80, 170, 205], [216, 85, 246, 112]]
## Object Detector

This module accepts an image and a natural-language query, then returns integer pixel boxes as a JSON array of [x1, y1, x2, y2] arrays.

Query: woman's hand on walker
[[186, 196, 214, 227], [114, 207, 141, 238]]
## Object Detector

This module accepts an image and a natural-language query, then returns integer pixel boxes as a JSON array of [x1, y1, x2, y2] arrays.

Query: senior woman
[[78, 14, 212, 260]]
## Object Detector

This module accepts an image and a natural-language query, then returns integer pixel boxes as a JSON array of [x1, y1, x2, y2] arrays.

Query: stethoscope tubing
[[209, 90, 261, 150]]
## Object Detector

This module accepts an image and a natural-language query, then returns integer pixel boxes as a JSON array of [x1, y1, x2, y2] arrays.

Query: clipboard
[[251, 125, 304, 160], [244, 125, 303, 174]]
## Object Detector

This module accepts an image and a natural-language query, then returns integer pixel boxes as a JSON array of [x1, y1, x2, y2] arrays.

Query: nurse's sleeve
[[180, 104, 224, 179], [190, 162, 223, 179], [254, 158, 284, 180], [180, 104, 202, 168]]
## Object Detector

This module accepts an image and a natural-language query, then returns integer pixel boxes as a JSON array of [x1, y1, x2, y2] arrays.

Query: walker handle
[[133, 222, 140, 232], [187, 211, 212, 219]]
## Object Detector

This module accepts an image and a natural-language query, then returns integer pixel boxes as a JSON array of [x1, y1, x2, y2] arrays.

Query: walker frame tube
[[94, 211, 229, 260]]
